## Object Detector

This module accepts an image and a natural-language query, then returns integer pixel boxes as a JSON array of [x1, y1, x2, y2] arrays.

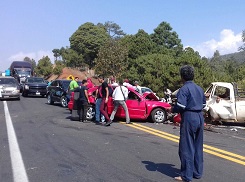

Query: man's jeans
[[95, 98, 102, 122], [110, 100, 130, 123]]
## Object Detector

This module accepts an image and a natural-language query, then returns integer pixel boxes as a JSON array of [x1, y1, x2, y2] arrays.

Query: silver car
[[0, 76, 20, 100]]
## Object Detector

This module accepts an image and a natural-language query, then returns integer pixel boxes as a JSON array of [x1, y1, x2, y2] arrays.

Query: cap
[[134, 81, 139, 84], [124, 79, 129, 83]]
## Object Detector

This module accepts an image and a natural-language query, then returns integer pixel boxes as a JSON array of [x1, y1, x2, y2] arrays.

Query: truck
[[172, 82, 245, 124], [204, 82, 245, 123], [10, 61, 33, 83]]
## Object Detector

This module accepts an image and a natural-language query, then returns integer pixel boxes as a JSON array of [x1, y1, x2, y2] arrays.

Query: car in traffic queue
[[68, 86, 172, 123], [22, 77, 48, 97], [47, 79, 82, 107], [0, 76, 21, 100]]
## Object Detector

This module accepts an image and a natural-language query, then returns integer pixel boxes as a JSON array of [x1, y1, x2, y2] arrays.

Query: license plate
[[36, 92, 40, 95], [4, 96, 9, 98]]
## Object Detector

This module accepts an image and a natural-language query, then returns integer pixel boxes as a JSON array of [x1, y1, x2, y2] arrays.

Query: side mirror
[[21, 80, 25, 84], [138, 97, 141, 102]]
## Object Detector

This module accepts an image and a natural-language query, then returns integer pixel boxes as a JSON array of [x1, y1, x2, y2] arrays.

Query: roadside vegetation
[[22, 21, 245, 97]]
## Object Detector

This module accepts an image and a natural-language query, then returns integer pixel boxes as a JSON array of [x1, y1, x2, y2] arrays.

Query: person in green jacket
[[67, 77, 79, 101], [69, 77, 79, 91]]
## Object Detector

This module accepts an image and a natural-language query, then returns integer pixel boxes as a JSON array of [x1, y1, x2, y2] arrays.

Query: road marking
[[121, 122, 245, 166], [3, 101, 29, 182]]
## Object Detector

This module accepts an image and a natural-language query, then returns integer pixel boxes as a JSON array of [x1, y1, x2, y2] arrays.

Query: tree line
[[25, 21, 245, 97]]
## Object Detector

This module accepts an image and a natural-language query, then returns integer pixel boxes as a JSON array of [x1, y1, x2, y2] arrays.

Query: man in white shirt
[[105, 80, 130, 126]]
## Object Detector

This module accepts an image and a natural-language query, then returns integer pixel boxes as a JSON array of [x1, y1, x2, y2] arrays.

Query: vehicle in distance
[[47, 79, 82, 107], [10, 61, 33, 83], [0, 76, 20, 100], [22, 77, 47, 97]]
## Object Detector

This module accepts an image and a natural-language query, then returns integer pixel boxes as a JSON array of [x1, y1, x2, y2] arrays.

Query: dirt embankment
[[48, 67, 99, 85]]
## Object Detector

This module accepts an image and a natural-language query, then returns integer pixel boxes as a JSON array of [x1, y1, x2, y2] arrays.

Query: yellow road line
[[130, 122, 245, 161], [120, 122, 245, 165]]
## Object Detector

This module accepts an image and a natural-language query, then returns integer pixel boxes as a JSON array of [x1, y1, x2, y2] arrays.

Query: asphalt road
[[0, 96, 245, 182]]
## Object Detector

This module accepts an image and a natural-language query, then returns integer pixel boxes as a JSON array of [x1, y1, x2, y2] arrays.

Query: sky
[[0, 0, 244, 71]]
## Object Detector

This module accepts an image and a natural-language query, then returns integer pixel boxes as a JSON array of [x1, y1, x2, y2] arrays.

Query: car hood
[[142, 92, 159, 101], [25, 83, 47, 87], [0, 84, 18, 88], [0, 85, 18, 91]]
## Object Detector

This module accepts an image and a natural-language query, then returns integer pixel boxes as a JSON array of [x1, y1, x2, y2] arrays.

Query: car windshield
[[15, 69, 31, 75], [26, 78, 45, 83], [141, 87, 153, 93], [0, 78, 18, 85]]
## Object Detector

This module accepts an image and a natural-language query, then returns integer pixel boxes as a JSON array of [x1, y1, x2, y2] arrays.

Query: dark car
[[46, 79, 82, 107], [22, 77, 47, 97], [0, 76, 21, 100]]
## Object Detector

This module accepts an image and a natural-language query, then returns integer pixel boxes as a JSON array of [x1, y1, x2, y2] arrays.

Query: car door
[[209, 85, 236, 121], [49, 80, 59, 101], [118, 91, 146, 119], [54, 80, 63, 98]]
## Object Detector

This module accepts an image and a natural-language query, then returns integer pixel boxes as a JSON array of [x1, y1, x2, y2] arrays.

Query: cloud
[[8, 50, 54, 63], [191, 29, 243, 58]]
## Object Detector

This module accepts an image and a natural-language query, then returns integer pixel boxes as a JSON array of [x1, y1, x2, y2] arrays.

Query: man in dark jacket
[[76, 79, 90, 122], [173, 65, 206, 182]]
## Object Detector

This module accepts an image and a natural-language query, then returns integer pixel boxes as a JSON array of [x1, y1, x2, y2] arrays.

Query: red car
[[68, 86, 172, 123]]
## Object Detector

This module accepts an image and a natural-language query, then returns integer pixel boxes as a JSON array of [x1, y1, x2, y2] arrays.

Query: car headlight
[[25, 85, 29, 89], [12, 89, 20, 93]]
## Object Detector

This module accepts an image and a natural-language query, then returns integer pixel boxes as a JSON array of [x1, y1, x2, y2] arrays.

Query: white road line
[[3, 101, 29, 182]]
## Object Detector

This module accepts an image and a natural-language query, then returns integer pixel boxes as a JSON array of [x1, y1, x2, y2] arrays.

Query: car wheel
[[47, 94, 54, 105], [22, 91, 27, 97], [151, 108, 166, 123], [60, 96, 68, 107], [86, 106, 95, 121], [17, 97, 20, 100]]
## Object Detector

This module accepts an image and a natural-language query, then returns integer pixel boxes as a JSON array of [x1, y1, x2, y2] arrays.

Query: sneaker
[[105, 120, 113, 126], [126, 122, 132, 124]]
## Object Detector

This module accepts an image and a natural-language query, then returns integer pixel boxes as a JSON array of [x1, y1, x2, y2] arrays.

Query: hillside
[[48, 67, 99, 85], [220, 51, 245, 62]]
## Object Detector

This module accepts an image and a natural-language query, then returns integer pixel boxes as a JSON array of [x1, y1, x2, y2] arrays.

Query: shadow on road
[[142, 161, 179, 178]]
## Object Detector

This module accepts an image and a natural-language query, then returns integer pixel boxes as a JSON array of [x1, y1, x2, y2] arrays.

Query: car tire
[[86, 105, 96, 121], [22, 91, 27, 97], [60, 95, 68, 107], [47, 94, 54, 105], [151, 108, 166, 123], [17, 97, 20, 100]]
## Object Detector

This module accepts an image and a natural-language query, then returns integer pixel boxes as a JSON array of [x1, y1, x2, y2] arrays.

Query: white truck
[[205, 82, 245, 123]]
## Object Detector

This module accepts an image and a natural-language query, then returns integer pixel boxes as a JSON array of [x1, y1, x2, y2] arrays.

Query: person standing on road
[[76, 79, 90, 122], [69, 77, 79, 91], [172, 65, 206, 182], [67, 77, 79, 101], [106, 80, 130, 126], [97, 75, 111, 125], [95, 85, 103, 124]]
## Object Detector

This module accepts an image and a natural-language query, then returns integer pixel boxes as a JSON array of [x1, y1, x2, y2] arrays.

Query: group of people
[[68, 65, 206, 182], [69, 75, 133, 126], [94, 75, 131, 126]]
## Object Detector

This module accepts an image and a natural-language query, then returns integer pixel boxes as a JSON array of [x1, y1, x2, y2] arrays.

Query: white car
[[0, 76, 20, 100]]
